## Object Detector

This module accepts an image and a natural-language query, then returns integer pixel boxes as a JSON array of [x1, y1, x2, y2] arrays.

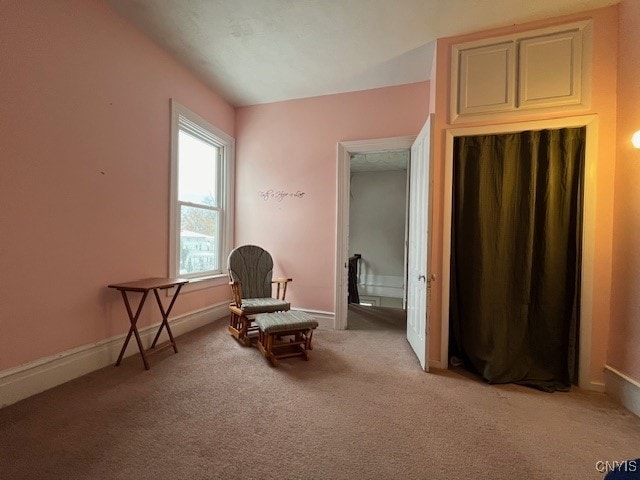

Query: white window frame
[[169, 99, 234, 291]]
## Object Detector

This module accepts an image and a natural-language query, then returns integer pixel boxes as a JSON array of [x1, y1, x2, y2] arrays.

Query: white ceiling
[[106, 0, 618, 107]]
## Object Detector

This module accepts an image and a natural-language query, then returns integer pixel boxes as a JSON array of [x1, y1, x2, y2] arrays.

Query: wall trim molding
[[0, 303, 229, 409], [291, 307, 335, 330], [605, 364, 640, 418], [358, 274, 404, 299], [359, 286, 404, 299], [589, 381, 605, 393]]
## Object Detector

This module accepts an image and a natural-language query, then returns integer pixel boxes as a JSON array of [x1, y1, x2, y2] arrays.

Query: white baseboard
[[358, 274, 404, 299], [358, 295, 382, 306], [605, 364, 640, 418], [291, 307, 335, 330], [587, 381, 606, 393], [0, 302, 229, 409]]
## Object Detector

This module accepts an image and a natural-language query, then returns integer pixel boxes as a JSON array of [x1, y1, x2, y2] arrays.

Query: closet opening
[[448, 126, 585, 391]]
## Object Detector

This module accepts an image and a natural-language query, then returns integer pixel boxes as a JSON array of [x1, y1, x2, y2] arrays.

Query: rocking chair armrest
[[229, 281, 243, 307], [272, 277, 293, 301]]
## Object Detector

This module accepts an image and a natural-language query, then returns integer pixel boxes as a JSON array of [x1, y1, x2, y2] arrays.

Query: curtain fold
[[450, 127, 585, 392]]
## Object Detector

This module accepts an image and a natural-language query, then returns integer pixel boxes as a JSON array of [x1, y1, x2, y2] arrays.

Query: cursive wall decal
[[258, 189, 306, 202]]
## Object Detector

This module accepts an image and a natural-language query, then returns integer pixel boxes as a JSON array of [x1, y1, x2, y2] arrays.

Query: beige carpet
[[0, 310, 639, 480], [347, 304, 406, 331]]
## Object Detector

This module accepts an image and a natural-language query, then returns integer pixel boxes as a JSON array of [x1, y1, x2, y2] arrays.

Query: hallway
[[347, 304, 406, 331]]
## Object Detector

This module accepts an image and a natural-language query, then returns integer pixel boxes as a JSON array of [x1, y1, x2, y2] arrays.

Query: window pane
[[178, 130, 218, 206], [179, 205, 219, 275]]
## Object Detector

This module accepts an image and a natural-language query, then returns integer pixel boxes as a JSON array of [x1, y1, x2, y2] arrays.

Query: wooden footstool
[[254, 311, 318, 367]]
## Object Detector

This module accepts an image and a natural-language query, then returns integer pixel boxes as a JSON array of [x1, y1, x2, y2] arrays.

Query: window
[[170, 100, 234, 285]]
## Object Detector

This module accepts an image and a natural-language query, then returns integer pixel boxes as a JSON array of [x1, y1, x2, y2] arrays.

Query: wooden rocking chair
[[227, 245, 292, 346]]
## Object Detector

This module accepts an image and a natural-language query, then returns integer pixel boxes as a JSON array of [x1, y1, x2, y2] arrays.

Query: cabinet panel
[[518, 30, 582, 108], [449, 20, 591, 123], [458, 42, 515, 115]]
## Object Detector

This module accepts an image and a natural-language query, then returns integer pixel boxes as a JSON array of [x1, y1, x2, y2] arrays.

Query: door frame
[[441, 115, 598, 389], [335, 136, 415, 330]]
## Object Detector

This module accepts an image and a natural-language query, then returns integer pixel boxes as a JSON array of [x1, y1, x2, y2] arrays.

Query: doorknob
[[418, 275, 425, 281]]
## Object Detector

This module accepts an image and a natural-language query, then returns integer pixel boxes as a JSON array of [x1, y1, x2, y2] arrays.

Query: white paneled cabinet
[[451, 21, 591, 123], [458, 42, 515, 115], [518, 30, 582, 108]]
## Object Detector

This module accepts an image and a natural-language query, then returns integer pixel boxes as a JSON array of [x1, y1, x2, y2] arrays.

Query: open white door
[[406, 115, 434, 371]]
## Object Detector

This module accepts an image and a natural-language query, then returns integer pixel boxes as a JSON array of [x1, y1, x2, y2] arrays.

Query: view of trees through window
[[178, 129, 221, 275]]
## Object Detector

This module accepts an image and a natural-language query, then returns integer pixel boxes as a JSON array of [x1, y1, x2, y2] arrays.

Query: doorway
[[336, 118, 434, 370], [335, 136, 416, 331], [441, 115, 598, 389], [348, 150, 409, 312], [347, 150, 409, 332]]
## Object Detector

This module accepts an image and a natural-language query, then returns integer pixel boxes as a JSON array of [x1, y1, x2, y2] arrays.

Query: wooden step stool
[[253, 311, 318, 367]]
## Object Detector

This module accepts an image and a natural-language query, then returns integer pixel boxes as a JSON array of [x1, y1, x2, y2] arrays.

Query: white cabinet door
[[518, 30, 583, 108], [457, 41, 515, 116]]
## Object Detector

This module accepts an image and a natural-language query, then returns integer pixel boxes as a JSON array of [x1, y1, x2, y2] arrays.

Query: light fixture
[[632, 130, 640, 149]]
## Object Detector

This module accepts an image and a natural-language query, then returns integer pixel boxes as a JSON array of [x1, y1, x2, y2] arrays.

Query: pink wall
[[609, 0, 640, 382], [2, 0, 631, 391], [0, 0, 234, 370], [234, 83, 430, 312], [429, 6, 619, 382]]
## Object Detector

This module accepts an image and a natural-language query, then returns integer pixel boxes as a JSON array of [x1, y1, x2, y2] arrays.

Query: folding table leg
[[116, 290, 150, 370], [150, 284, 183, 353]]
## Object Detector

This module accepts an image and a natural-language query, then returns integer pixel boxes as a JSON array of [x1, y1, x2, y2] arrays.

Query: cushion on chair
[[239, 297, 290, 314], [228, 245, 274, 299], [254, 311, 318, 334]]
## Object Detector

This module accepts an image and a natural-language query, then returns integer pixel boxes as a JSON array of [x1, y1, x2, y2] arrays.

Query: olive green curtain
[[450, 127, 585, 392]]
